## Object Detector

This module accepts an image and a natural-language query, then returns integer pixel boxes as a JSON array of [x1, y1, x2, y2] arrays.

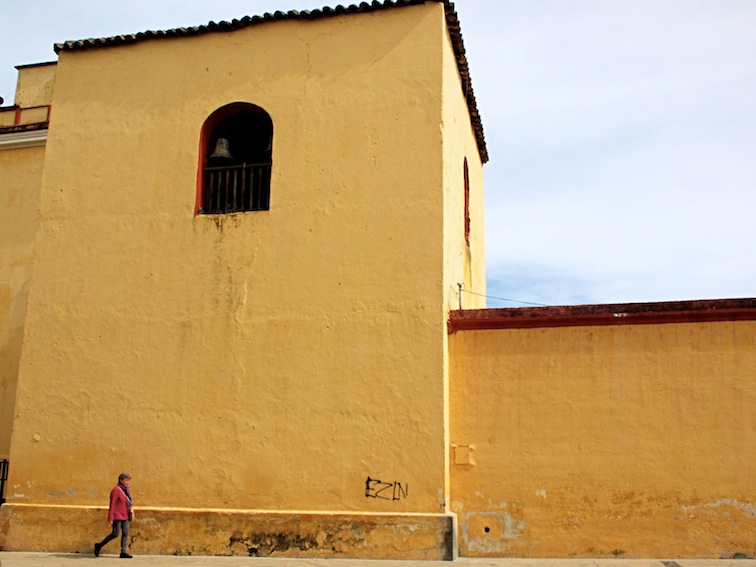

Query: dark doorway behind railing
[[202, 162, 271, 214], [0, 459, 8, 505]]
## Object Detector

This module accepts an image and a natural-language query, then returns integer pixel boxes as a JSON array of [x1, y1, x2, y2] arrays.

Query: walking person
[[94, 472, 134, 559]]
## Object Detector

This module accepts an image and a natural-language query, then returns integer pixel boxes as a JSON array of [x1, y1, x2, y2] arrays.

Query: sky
[[1, 0, 755, 307]]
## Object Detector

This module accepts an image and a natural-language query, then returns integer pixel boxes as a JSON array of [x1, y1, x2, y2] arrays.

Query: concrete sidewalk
[[2, 553, 755, 567]]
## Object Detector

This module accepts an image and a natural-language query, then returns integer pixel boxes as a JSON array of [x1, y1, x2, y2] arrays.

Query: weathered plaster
[[0, 505, 455, 560]]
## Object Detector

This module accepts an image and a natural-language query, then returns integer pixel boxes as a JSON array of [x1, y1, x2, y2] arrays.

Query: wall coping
[[0, 127, 48, 149], [448, 298, 756, 333]]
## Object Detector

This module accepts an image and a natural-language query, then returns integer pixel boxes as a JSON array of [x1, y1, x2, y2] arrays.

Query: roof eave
[[53, 0, 488, 163]]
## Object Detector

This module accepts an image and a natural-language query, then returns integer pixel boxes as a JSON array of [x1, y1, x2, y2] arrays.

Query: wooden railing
[[202, 162, 271, 214]]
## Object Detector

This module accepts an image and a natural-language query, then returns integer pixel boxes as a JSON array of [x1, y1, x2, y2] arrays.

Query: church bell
[[209, 137, 233, 161]]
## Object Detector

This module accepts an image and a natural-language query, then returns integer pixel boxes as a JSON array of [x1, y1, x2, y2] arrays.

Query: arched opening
[[463, 157, 470, 247], [197, 102, 273, 214]]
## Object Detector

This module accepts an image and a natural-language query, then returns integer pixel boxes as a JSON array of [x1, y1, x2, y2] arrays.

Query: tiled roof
[[53, 0, 488, 163]]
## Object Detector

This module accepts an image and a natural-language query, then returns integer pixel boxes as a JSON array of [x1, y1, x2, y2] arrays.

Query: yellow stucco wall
[[449, 320, 756, 558], [0, 145, 45, 459], [441, 18, 486, 313], [0, 111, 15, 128], [13, 63, 56, 109], [439, 14, 487, 523], [3, 7, 474, 558], [0, 63, 54, 460]]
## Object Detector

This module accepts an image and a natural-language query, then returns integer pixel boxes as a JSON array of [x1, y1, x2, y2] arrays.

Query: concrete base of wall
[[0, 504, 456, 560]]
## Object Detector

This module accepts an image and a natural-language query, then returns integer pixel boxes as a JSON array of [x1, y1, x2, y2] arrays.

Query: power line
[[461, 289, 551, 307]]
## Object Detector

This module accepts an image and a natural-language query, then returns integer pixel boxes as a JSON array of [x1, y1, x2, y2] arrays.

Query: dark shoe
[[119, 552, 132, 559], [94, 543, 101, 557]]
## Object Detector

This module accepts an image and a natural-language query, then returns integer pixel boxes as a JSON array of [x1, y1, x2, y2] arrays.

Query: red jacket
[[107, 485, 131, 523]]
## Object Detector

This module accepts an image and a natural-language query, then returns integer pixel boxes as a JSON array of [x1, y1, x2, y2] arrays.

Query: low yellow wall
[[450, 318, 756, 558], [0, 504, 455, 559]]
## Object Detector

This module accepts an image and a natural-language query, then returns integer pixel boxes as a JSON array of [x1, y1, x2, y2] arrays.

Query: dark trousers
[[98, 519, 129, 553]]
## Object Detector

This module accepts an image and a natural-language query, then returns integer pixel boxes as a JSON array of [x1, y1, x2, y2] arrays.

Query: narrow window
[[463, 158, 470, 246], [197, 102, 273, 214]]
